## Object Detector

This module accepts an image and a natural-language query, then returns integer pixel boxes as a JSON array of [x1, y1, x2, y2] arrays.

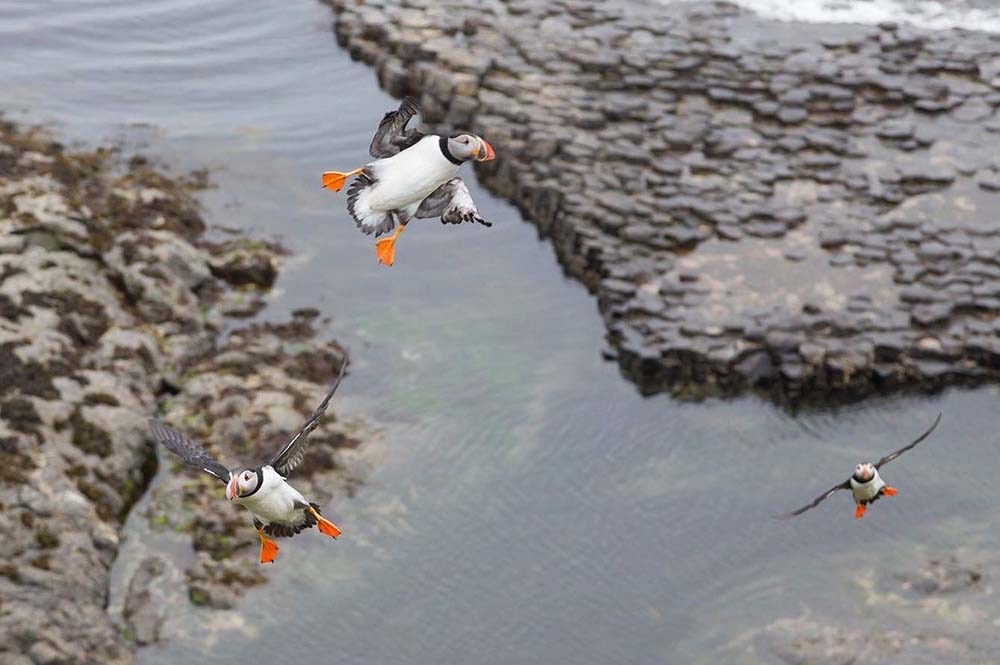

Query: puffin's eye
[[244, 472, 251, 481]]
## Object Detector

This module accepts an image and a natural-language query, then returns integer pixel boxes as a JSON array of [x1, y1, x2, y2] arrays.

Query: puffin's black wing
[[416, 178, 492, 227], [774, 479, 851, 519], [369, 97, 424, 158], [875, 413, 942, 470], [268, 359, 348, 477], [150, 420, 230, 484]]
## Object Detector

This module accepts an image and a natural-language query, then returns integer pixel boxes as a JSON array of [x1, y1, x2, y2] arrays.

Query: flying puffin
[[149, 363, 347, 564], [321, 96, 495, 266], [777, 413, 942, 520]]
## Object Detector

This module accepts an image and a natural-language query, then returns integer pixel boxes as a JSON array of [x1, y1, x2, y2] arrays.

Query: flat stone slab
[[326, 0, 1000, 404]]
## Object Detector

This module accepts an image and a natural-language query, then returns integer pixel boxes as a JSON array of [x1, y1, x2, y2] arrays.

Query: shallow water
[[2, 0, 999, 662]]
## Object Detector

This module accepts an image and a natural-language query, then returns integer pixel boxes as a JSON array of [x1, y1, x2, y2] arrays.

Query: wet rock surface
[[123, 556, 168, 646], [0, 121, 359, 663], [746, 552, 999, 664], [325, 0, 1000, 404]]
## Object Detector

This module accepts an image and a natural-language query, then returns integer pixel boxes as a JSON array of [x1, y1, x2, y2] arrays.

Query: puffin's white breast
[[238, 466, 307, 525], [367, 136, 461, 211], [849, 469, 886, 502]]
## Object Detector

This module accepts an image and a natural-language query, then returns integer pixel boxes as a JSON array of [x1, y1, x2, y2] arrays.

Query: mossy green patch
[[188, 588, 209, 606]]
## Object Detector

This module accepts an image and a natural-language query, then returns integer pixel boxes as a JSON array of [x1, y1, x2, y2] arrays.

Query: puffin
[[777, 413, 942, 520], [149, 362, 347, 564], [321, 96, 495, 266]]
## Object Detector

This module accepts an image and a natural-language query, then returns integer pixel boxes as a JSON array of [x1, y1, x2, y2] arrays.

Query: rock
[[978, 171, 1000, 191], [123, 557, 167, 646], [895, 556, 982, 596], [28, 642, 64, 665], [877, 119, 914, 139], [207, 239, 281, 288], [777, 106, 808, 124], [741, 552, 1000, 664]]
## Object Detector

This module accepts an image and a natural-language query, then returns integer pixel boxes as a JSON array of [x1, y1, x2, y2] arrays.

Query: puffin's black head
[[445, 133, 495, 162], [853, 463, 875, 483], [226, 468, 262, 501]]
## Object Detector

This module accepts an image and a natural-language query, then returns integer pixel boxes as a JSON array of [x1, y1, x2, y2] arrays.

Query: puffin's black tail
[[346, 169, 396, 237]]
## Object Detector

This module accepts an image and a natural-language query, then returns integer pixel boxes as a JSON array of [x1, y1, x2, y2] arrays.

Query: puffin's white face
[[854, 463, 875, 482], [226, 469, 260, 501], [447, 134, 495, 162]]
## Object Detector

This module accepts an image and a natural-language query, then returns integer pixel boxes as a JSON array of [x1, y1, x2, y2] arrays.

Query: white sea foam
[[661, 0, 1000, 33]]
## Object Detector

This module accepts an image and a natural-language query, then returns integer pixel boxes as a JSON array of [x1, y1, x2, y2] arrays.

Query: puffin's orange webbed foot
[[854, 503, 867, 519], [375, 225, 405, 267], [375, 238, 396, 266], [309, 506, 341, 539], [321, 168, 363, 192], [257, 529, 280, 564], [883, 486, 898, 497]]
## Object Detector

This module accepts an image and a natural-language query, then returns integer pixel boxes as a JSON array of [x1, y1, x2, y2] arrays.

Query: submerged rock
[[745, 552, 1000, 665], [324, 0, 1000, 405]]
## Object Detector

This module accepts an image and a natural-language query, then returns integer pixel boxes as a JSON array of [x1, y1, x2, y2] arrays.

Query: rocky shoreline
[[0, 120, 359, 664], [325, 0, 1000, 405]]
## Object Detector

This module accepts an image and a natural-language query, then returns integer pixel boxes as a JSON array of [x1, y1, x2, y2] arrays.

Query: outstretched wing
[[369, 97, 424, 158], [774, 479, 851, 519], [416, 178, 492, 227], [150, 420, 230, 484], [875, 413, 942, 469], [268, 359, 348, 477]]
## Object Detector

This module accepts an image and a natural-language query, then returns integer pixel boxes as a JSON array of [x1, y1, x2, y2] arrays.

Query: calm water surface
[[1, 1, 998, 663]]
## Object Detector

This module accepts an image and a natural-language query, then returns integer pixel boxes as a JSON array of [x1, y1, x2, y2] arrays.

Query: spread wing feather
[[268, 359, 348, 477], [416, 178, 492, 227], [369, 97, 424, 158], [875, 413, 942, 469], [149, 420, 230, 484], [774, 479, 851, 519]]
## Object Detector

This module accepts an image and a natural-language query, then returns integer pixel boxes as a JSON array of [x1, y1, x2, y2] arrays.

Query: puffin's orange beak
[[226, 475, 237, 501], [476, 138, 495, 162]]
